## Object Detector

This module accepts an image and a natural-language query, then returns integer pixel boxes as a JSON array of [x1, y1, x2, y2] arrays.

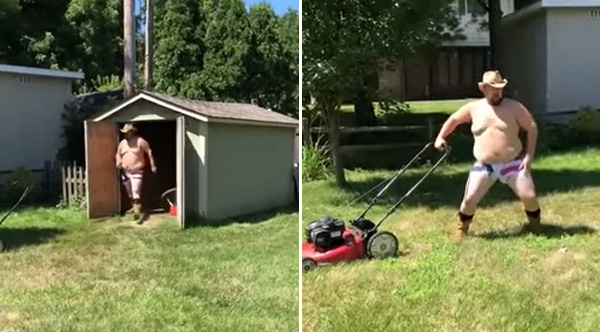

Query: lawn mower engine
[[305, 216, 345, 250]]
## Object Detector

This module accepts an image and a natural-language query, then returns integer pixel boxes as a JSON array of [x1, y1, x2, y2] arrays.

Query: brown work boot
[[132, 203, 141, 221], [452, 220, 471, 242]]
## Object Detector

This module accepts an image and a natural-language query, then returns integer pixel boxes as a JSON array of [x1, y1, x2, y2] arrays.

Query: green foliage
[[0, 167, 42, 204], [568, 106, 600, 145], [59, 91, 123, 164], [77, 75, 122, 94], [377, 98, 411, 117], [302, 137, 332, 182], [0, 0, 19, 16], [200, 0, 250, 100]]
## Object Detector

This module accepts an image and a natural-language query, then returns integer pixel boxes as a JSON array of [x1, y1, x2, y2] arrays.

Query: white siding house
[[378, 0, 516, 100], [502, 0, 600, 119], [0, 64, 84, 175]]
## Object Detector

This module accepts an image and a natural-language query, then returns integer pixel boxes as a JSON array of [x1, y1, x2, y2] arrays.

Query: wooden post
[[124, 0, 136, 97], [144, 0, 154, 90], [44, 161, 51, 199], [302, 117, 308, 144], [77, 166, 84, 199], [68, 162, 74, 204], [61, 162, 67, 204]]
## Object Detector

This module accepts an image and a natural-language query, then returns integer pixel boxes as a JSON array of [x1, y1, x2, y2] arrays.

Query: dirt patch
[[0, 310, 20, 328], [542, 247, 588, 285], [544, 247, 586, 270]]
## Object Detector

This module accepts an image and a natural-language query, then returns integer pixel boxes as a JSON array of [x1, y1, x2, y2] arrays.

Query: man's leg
[[455, 164, 496, 240], [506, 170, 541, 233], [128, 172, 144, 222]]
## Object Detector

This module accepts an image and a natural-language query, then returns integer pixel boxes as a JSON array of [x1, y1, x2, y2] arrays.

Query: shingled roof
[[93, 90, 298, 127]]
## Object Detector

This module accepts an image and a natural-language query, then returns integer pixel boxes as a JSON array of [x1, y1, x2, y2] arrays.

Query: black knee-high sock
[[525, 208, 541, 220], [458, 211, 474, 223]]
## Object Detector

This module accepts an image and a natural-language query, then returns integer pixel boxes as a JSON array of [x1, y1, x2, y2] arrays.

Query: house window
[[457, 0, 487, 16], [18, 76, 31, 84]]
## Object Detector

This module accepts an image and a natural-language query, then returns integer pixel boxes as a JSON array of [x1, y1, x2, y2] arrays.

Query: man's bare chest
[[471, 105, 518, 136]]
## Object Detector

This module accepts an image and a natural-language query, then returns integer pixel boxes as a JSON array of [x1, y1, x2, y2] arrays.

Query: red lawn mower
[[302, 143, 450, 272]]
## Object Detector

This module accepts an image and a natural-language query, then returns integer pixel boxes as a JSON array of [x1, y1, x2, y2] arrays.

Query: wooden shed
[[86, 91, 298, 228]]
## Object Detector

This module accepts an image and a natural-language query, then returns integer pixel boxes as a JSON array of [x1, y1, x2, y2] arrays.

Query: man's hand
[[434, 136, 448, 151], [151, 165, 157, 173], [520, 154, 533, 171]]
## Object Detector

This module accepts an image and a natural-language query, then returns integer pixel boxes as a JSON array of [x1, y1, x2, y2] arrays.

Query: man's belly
[[121, 154, 146, 171], [473, 130, 522, 164]]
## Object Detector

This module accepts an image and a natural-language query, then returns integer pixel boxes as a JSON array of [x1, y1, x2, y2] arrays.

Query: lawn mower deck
[[302, 143, 450, 272]]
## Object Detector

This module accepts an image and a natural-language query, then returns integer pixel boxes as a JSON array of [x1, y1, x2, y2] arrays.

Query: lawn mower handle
[[0, 186, 31, 226], [356, 142, 434, 221], [372, 144, 451, 230]]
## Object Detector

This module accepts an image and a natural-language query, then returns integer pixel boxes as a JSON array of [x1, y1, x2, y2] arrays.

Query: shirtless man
[[115, 123, 157, 222], [434, 70, 541, 240]]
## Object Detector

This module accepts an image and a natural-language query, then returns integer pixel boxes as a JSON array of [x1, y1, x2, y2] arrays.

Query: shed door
[[176, 116, 186, 229], [85, 121, 120, 219]]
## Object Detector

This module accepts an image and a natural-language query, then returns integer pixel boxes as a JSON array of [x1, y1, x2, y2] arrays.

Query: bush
[[59, 90, 123, 164], [377, 97, 411, 117], [0, 167, 42, 205], [568, 106, 600, 145], [302, 136, 332, 182]]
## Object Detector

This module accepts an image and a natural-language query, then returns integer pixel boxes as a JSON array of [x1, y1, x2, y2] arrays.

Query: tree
[[475, 0, 503, 70], [277, 9, 299, 116], [198, 0, 250, 101], [243, 4, 297, 115], [64, 0, 123, 83], [153, 0, 205, 96], [303, 0, 460, 186]]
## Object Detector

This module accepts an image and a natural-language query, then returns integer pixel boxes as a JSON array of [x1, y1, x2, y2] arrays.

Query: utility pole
[[124, 0, 136, 97], [144, 0, 154, 90]]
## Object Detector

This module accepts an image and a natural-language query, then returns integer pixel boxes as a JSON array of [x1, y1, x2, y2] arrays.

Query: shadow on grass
[[343, 169, 600, 209], [0, 227, 65, 251], [188, 205, 298, 228], [476, 223, 596, 240]]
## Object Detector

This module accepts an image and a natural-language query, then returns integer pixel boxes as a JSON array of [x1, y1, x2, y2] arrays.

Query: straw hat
[[120, 123, 137, 133], [478, 70, 508, 91]]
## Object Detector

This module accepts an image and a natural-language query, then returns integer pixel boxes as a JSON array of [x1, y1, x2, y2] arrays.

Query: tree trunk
[[123, 0, 135, 97], [488, 0, 503, 70], [325, 103, 347, 188], [353, 76, 377, 126], [144, 0, 154, 90]]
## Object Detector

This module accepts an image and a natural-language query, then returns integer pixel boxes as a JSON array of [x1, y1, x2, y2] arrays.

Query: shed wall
[[206, 123, 295, 220]]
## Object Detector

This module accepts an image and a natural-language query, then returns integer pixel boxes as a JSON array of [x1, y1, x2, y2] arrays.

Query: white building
[[502, 0, 600, 119], [0, 64, 84, 176]]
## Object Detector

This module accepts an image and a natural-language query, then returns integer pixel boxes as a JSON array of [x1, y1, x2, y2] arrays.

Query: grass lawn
[[302, 148, 600, 332], [0, 208, 298, 331], [339, 99, 476, 115]]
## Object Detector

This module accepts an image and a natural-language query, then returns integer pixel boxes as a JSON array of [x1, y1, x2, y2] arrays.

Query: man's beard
[[488, 97, 503, 106]]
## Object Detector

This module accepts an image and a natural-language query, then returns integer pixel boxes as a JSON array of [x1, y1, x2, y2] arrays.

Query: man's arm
[[115, 141, 122, 168], [140, 139, 157, 172], [515, 102, 538, 159], [434, 103, 472, 149]]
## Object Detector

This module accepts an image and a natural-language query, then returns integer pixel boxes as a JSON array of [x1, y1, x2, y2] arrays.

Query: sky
[[244, 0, 298, 15], [135, 0, 298, 15]]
